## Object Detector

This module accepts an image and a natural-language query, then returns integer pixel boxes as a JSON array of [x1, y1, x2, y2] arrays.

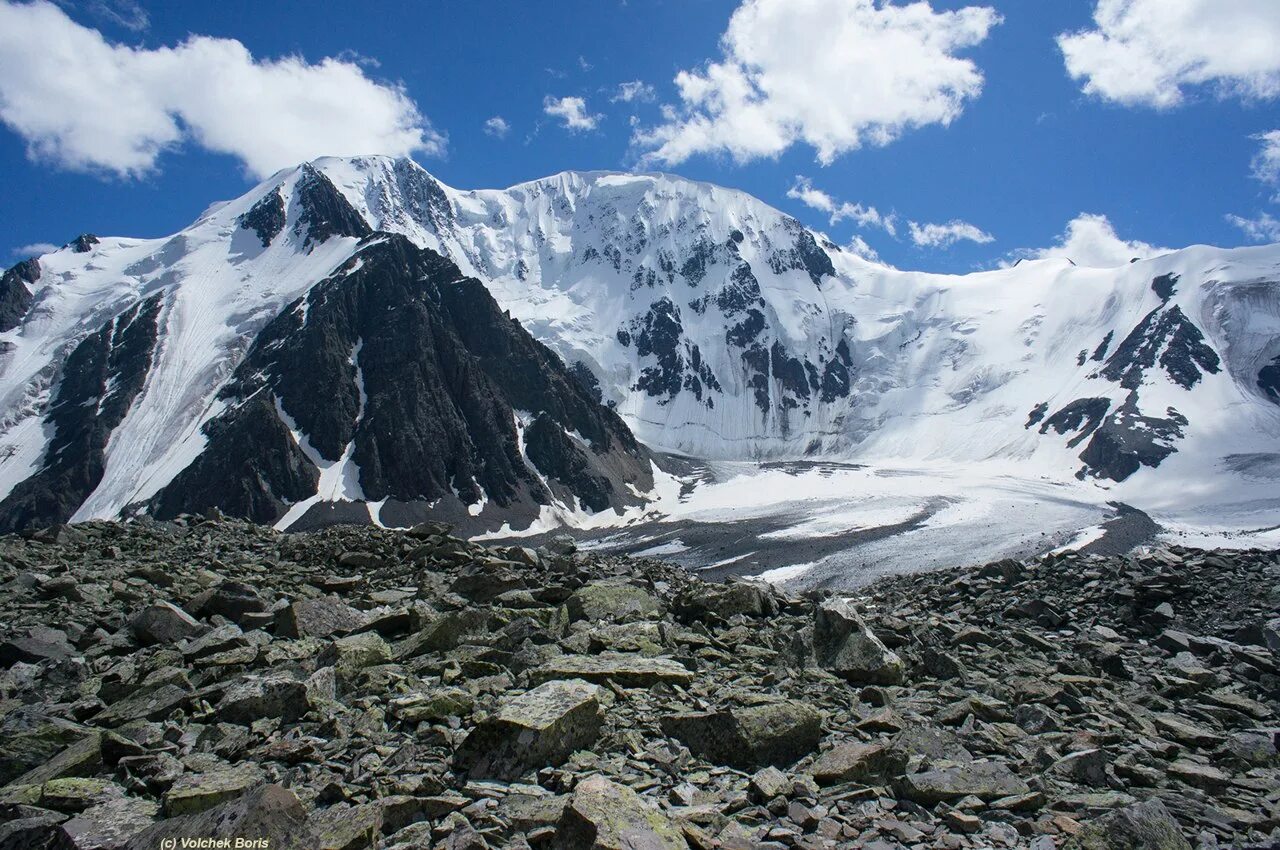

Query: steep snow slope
[[0, 164, 651, 532], [310, 158, 1280, 501], [0, 154, 1278, 538]]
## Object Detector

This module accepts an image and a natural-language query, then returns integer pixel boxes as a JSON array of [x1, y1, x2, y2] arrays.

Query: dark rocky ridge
[[0, 257, 40, 333], [0, 519, 1275, 849], [1034, 280, 1227, 483], [150, 233, 651, 530], [0, 295, 164, 533]]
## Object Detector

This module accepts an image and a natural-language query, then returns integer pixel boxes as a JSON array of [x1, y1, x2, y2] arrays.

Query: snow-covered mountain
[[2, 154, 1278, 535]]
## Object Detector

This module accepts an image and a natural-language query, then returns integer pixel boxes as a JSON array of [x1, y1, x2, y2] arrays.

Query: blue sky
[[1, 0, 1278, 272]]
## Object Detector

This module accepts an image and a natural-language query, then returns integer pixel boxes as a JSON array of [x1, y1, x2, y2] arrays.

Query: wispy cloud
[[908, 219, 994, 249], [1226, 211, 1280, 243], [11, 241, 58, 258], [787, 176, 896, 235], [611, 80, 655, 103]]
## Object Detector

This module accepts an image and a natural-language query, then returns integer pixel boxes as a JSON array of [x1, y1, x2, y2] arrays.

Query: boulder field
[[0, 519, 1276, 849]]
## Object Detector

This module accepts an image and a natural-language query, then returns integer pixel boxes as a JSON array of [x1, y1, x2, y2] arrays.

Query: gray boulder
[[455, 679, 604, 781], [1067, 799, 1192, 850], [124, 785, 312, 850], [661, 700, 822, 769], [274, 596, 367, 639], [898, 761, 1030, 803], [130, 602, 205, 646], [554, 775, 687, 850], [813, 597, 904, 685]]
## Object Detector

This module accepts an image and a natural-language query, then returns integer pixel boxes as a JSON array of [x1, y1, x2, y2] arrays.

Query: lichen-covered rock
[[554, 775, 686, 850], [389, 688, 475, 724], [317, 632, 392, 684], [214, 674, 312, 724], [566, 581, 661, 622], [125, 785, 312, 850], [455, 679, 604, 780], [57, 795, 159, 849], [811, 741, 895, 786], [898, 761, 1030, 803], [1067, 799, 1192, 850], [674, 579, 777, 623], [813, 597, 904, 685], [162, 764, 266, 816], [529, 653, 693, 688], [661, 701, 822, 769]]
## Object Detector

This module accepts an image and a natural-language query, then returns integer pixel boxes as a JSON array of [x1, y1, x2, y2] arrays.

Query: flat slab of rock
[[554, 775, 686, 850], [58, 796, 159, 849], [93, 684, 191, 726], [130, 601, 205, 645], [814, 597, 904, 684], [530, 653, 693, 688], [163, 764, 266, 816], [566, 581, 661, 622], [125, 784, 312, 850], [661, 701, 823, 769], [898, 761, 1030, 803], [274, 596, 368, 639], [455, 679, 604, 781], [0, 626, 76, 666], [215, 674, 312, 724], [811, 741, 895, 786]]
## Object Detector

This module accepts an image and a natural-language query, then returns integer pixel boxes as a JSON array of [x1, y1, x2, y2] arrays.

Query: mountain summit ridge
[[1, 155, 1278, 534]]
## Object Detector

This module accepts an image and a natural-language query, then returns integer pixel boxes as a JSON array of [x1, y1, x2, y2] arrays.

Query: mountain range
[[1, 155, 1278, 541]]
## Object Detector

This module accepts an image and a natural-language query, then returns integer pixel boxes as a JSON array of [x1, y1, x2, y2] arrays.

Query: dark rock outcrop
[[0, 256, 40, 332], [149, 234, 650, 529], [0, 295, 163, 532]]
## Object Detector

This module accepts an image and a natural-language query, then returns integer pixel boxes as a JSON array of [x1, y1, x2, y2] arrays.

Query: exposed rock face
[[0, 295, 163, 532], [149, 234, 652, 530], [0, 520, 1276, 849], [0, 256, 39, 332]]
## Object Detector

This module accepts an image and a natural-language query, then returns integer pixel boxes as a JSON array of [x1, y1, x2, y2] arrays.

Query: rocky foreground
[[0, 520, 1277, 850]]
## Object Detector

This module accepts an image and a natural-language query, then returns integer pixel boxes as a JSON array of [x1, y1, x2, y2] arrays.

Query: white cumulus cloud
[[786, 176, 896, 235], [1226, 212, 1280, 243], [633, 0, 1000, 166], [908, 219, 993, 249], [543, 95, 601, 132], [484, 116, 511, 139], [0, 0, 442, 178], [1009, 213, 1167, 267], [1058, 0, 1280, 108]]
